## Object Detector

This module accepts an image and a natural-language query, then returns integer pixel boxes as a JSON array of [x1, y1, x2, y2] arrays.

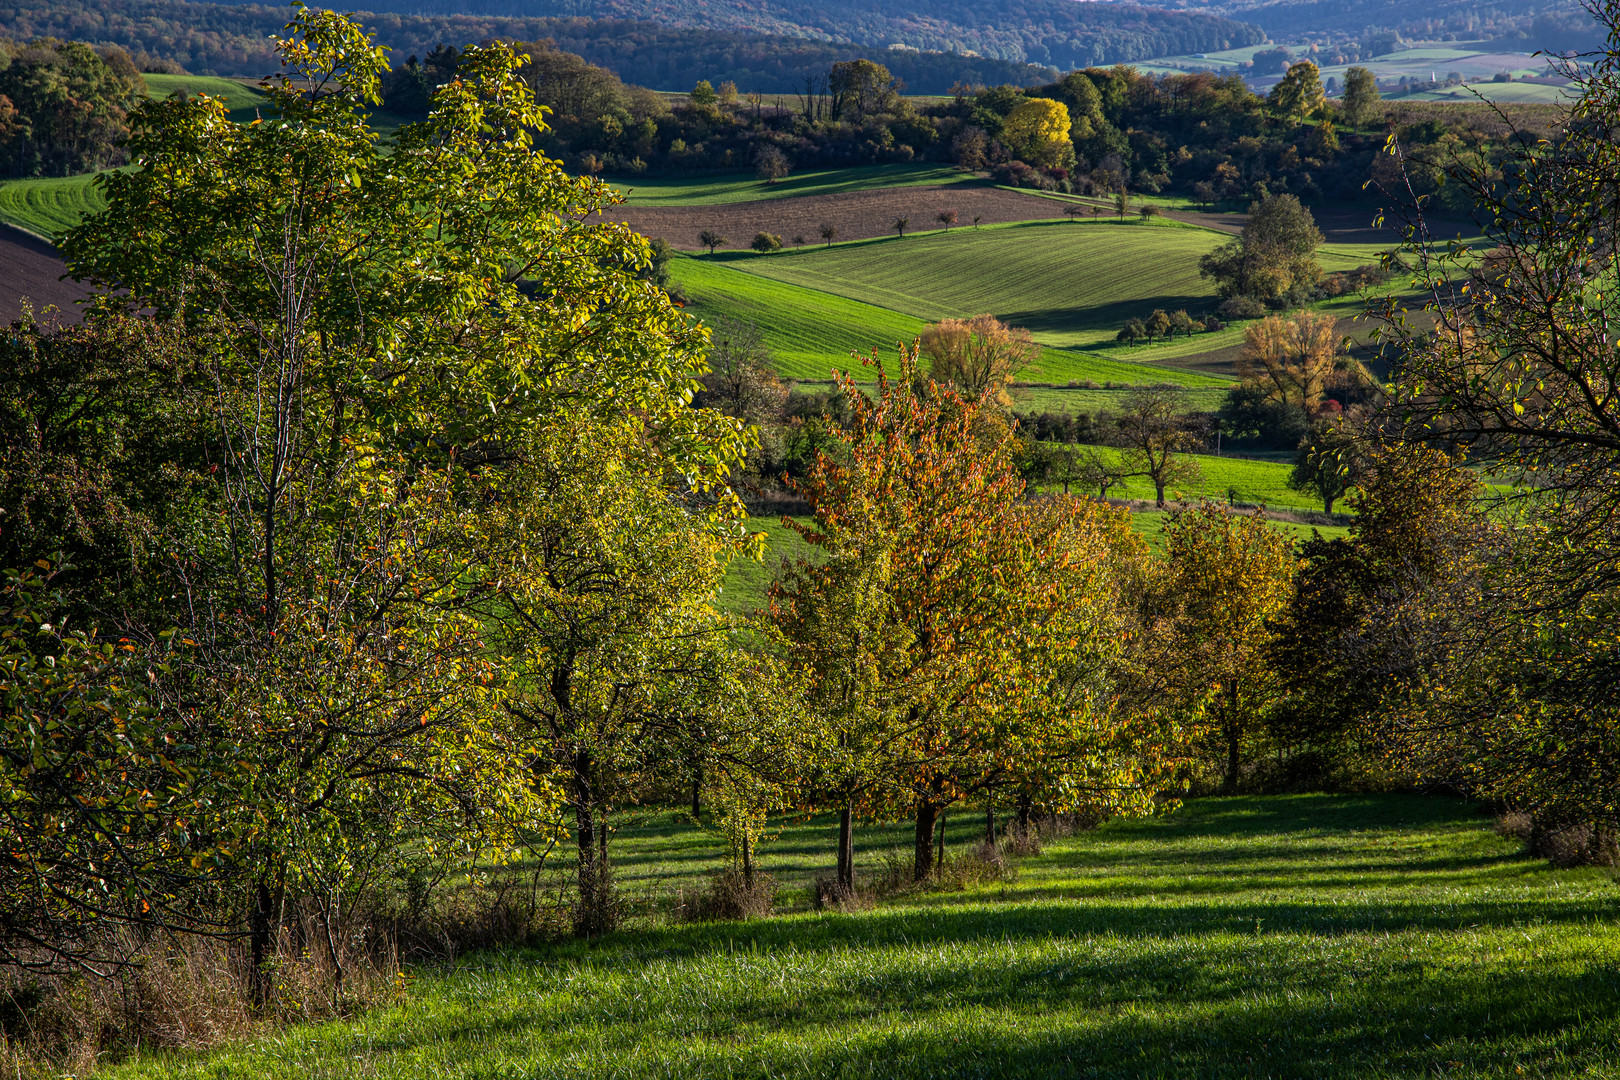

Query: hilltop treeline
[[490, 46, 1541, 212], [1199, 0, 1603, 54], [355, 0, 1266, 69]]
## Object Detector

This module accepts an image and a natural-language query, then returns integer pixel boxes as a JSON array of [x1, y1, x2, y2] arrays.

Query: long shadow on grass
[[375, 935, 1620, 1079]]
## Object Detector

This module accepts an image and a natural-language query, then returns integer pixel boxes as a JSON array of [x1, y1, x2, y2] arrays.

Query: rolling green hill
[[671, 255, 1231, 386], [0, 172, 109, 238], [728, 218, 1229, 350], [142, 73, 269, 121]]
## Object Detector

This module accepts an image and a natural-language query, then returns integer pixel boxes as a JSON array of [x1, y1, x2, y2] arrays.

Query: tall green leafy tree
[[55, 6, 747, 981]]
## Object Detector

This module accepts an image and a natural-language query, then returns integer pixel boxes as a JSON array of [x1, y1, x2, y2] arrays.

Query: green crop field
[[106, 793, 1620, 1079], [142, 74, 268, 122], [1068, 450, 1322, 512], [1011, 385, 1230, 415], [672, 256, 930, 380], [0, 172, 110, 238], [673, 256, 1231, 387], [727, 219, 1231, 350], [612, 164, 969, 205]]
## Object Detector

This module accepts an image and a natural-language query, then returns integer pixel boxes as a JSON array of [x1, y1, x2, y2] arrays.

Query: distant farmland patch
[[732, 219, 1228, 350], [590, 183, 1072, 249], [611, 164, 969, 206]]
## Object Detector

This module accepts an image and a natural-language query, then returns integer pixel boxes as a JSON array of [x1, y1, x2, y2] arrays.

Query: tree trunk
[[984, 799, 996, 845], [742, 834, 755, 885], [936, 810, 948, 871], [1324, 493, 1336, 514], [572, 749, 602, 936], [1223, 679, 1241, 793], [914, 799, 938, 882], [691, 767, 701, 818], [249, 878, 273, 1009], [1154, 478, 1168, 508], [837, 801, 854, 891], [1016, 792, 1032, 842]]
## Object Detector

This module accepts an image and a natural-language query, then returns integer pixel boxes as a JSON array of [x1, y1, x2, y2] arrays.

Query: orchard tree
[[919, 313, 1040, 406], [1289, 420, 1360, 513], [1269, 60, 1325, 119], [1199, 194, 1323, 303], [1114, 386, 1206, 507], [1126, 503, 1296, 790], [699, 229, 727, 254], [1340, 66, 1382, 127], [774, 348, 1161, 884], [1237, 309, 1340, 410], [58, 9, 745, 976]]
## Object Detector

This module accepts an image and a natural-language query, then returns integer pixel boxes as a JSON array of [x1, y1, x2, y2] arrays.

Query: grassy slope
[[1092, 449, 1322, 511], [673, 255, 1230, 387], [672, 255, 929, 380], [0, 172, 109, 238], [114, 794, 1620, 1079], [730, 218, 1228, 350], [612, 164, 969, 205], [141, 74, 267, 122]]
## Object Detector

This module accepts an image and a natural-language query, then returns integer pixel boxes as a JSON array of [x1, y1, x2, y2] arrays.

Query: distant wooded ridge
[[0, 0, 1262, 84], [1163, 0, 1602, 55]]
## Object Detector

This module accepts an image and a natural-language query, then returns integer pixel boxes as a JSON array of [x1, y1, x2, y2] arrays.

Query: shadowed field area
[[109, 794, 1620, 1079]]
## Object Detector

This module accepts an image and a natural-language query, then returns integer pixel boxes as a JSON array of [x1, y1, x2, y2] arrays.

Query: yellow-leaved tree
[[1125, 503, 1297, 791], [1002, 98, 1074, 168]]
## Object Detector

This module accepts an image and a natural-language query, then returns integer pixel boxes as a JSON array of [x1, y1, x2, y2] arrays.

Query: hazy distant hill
[[366, 0, 1267, 68], [1155, 0, 1601, 53], [0, 0, 1264, 78]]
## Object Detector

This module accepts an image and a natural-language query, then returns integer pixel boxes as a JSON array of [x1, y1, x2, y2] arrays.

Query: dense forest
[[1171, 0, 1603, 53], [0, 37, 145, 177], [353, 0, 1267, 68], [0, 0, 1259, 84]]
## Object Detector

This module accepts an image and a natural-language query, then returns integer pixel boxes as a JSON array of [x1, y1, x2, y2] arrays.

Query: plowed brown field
[[0, 226, 89, 323], [590, 184, 1076, 249]]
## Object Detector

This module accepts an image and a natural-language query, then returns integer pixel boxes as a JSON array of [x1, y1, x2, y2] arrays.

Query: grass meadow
[[612, 164, 970, 205], [0, 172, 109, 237], [673, 255, 1231, 387], [729, 218, 1228, 350], [105, 793, 1620, 1079]]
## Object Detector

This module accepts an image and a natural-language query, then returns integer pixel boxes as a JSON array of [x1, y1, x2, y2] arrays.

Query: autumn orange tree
[[1236, 309, 1340, 411], [774, 347, 1165, 885], [918, 314, 1040, 407]]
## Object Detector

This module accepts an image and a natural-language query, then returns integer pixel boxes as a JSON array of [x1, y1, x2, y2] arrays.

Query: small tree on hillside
[[894, 217, 910, 238], [1114, 386, 1206, 507], [1113, 189, 1129, 219], [1199, 194, 1323, 303], [754, 145, 791, 183], [937, 209, 958, 228], [751, 231, 783, 253], [699, 229, 727, 255], [1340, 66, 1382, 127], [1289, 420, 1359, 514], [919, 313, 1040, 406], [1170, 310, 1197, 339], [819, 222, 838, 246], [1145, 309, 1173, 343], [1237, 309, 1339, 410]]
